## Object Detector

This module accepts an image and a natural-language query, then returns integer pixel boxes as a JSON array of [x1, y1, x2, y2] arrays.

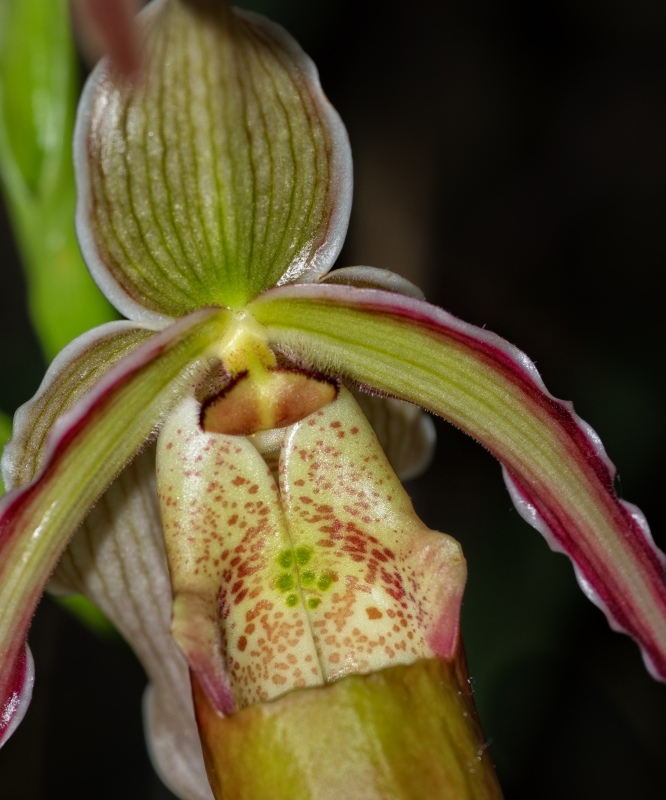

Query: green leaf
[[0, 0, 116, 359], [250, 284, 666, 682], [55, 594, 119, 640]]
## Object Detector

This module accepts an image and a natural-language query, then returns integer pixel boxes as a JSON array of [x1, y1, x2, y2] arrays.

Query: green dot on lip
[[286, 594, 299, 606], [276, 574, 294, 591], [300, 570, 315, 585], [278, 550, 293, 569], [307, 597, 320, 609], [295, 546, 312, 565], [317, 574, 333, 591]]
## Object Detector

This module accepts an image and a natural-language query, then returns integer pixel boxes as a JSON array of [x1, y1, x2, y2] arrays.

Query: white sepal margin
[[73, 0, 173, 328], [0, 646, 34, 748], [2, 320, 156, 492]]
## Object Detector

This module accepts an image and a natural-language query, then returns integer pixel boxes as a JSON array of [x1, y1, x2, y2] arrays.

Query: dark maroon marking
[[507, 467, 666, 677]]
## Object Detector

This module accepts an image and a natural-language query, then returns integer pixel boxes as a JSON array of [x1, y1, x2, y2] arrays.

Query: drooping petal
[[250, 284, 666, 681], [50, 448, 212, 800], [3, 321, 155, 490], [75, 0, 352, 324], [0, 306, 230, 745], [279, 388, 466, 676], [156, 395, 324, 713]]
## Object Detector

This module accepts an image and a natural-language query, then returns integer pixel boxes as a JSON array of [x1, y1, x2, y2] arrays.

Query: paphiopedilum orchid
[[1, 0, 666, 797]]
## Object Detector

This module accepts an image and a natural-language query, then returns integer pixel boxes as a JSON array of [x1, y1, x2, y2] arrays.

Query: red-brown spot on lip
[[232, 476, 247, 487], [248, 484, 259, 494], [234, 588, 249, 604], [330, 421, 341, 428], [238, 636, 247, 652], [366, 607, 383, 620]]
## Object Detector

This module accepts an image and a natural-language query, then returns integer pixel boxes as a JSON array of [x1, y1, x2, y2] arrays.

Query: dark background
[[1, 0, 666, 796]]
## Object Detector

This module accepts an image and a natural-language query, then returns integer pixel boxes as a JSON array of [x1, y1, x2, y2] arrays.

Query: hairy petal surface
[[51, 448, 212, 800], [251, 284, 666, 681], [0, 307, 230, 745], [75, 0, 352, 324]]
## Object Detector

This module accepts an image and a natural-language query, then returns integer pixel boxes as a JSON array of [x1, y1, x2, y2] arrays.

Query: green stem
[[194, 655, 503, 800]]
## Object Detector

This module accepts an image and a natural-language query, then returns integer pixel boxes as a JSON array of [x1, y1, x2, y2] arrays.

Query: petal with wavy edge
[[279, 388, 466, 676], [75, 0, 352, 324], [0, 306, 230, 746], [157, 395, 324, 713], [2, 321, 156, 491], [250, 284, 666, 681], [51, 447, 212, 800]]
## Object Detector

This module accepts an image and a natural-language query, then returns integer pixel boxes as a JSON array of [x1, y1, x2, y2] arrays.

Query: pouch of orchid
[[1, 1, 665, 799]]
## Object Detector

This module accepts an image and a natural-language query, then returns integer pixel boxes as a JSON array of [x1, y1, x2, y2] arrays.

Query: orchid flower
[[1, 0, 666, 797]]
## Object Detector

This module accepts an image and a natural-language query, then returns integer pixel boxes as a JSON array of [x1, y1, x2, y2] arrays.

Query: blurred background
[[1, 0, 666, 797]]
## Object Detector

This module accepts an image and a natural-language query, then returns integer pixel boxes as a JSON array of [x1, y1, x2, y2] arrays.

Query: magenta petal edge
[[250, 283, 666, 681]]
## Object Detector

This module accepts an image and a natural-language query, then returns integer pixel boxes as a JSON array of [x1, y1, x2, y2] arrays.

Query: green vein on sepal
[[76, 0, 351, 323]]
